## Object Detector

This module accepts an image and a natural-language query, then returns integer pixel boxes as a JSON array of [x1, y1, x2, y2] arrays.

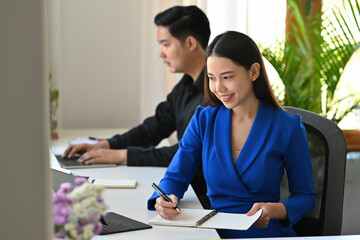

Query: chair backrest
[[282, 106, 347, 236]]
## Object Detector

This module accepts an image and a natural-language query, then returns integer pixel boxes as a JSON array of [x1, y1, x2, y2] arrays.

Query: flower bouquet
[[53, 177, 107, 240]]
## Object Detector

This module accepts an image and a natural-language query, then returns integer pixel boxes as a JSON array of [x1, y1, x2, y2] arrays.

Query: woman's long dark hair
[[204, 31, 282, 110]]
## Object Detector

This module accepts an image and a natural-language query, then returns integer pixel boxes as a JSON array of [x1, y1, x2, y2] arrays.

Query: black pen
[[152, 183, 180, 212], [89, 136, 103, 141], [195, 209, 217, 226]]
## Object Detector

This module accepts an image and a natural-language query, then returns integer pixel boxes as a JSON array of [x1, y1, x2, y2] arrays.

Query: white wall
[[207, 0, 249, 41], [48, 0, 207, 130], [49, 0, 270, 130], [0, 0, 52, 239], [49, 0, 149, 129]]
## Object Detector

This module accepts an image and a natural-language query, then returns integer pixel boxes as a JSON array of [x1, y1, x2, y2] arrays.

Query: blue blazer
[[148, 102, 316, 238]]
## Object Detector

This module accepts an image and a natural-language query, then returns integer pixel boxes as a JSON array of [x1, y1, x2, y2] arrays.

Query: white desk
[[51, 129, 219, 239], [52, 129, 360, 240], [243, 236, 360, 240]]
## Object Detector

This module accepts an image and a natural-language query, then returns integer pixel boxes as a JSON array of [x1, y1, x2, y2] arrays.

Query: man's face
[[157, 26, 189, 73]]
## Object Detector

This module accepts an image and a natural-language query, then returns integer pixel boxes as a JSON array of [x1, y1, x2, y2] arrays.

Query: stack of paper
[[92, 179, 138, 189]]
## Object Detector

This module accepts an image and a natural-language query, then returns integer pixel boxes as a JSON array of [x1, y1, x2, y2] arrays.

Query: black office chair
[[281, 106, 347, 236]]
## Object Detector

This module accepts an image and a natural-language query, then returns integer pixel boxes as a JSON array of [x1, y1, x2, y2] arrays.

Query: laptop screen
[[51, 168, 88, 191]]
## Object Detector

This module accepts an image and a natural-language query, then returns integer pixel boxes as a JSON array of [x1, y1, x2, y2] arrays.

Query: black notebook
[[100, 212, 152, 235]]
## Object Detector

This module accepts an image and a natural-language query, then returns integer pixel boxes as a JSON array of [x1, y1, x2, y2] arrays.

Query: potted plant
[[261, 0, 360, 151], [53, 177, 107, 239], [49, 72, 59, 139]]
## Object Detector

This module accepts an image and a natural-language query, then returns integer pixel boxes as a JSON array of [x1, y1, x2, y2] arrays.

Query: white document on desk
[[69, 137, 98, 145], [92, 179, 138, 189], [148, 208, 262, 230]]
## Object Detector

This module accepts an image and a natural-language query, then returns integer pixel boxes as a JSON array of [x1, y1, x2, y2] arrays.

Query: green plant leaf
[[261, 0, 360, 123]]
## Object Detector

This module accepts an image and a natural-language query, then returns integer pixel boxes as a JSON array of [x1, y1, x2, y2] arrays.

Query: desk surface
[[242, 236, 360, 240], [51, 128, 219, 239], [52, 129, 360, 240]]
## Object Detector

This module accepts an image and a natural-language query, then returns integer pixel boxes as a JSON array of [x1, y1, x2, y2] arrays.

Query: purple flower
[[53, 213, 67, 225], [53, 192, 72, 204], [55, 231, 66, 239], [58, 204, 72, 216], [97, 196, 105, 204], [76, 225, 84, 234], [78, 218, 89, 226], [58, 182, 73, 193], [93, 222, 103, 234], [90, 212, 100, 221], [53, 202, 72, 227], [74, 177, 88, 185]]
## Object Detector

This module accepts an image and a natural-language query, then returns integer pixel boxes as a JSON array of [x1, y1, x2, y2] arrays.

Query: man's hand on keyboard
[[63, 140, 110, 159], [77, 148, 127, 165]]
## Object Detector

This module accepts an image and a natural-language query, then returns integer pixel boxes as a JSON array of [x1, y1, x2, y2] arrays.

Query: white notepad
[[148, 208, 262, 230], [92, 179, 138, 189]]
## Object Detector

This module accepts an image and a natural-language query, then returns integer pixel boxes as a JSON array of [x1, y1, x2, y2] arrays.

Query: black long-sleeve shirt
[[107, 70, 210, 208]]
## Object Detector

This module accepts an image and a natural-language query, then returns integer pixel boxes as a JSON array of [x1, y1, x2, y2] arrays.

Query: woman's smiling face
[[207, 56, 259, 110]]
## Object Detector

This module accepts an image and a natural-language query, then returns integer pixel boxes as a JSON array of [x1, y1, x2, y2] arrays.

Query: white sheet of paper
[[148, 209, 214, 227], [148, 208, 262, 230], [199, 209, 263, 230], [92, 179, 138, 189], [69, 137, 98, 145]]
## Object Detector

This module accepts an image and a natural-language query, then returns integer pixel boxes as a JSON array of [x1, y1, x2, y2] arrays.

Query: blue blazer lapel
[[235, 102, 274, 177], [213, 105, 240, 180]]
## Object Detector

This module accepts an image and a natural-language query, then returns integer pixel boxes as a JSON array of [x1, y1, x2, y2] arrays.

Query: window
[[206, 0, 360, 129]]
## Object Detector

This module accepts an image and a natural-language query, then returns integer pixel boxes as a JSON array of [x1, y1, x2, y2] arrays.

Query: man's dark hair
[[154, 6, 210, 49]]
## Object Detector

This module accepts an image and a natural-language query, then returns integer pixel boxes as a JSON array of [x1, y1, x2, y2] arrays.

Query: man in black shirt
[[63, 6, 211, 208]]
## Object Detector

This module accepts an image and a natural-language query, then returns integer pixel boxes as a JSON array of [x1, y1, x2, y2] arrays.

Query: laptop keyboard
[[100, 212, 152, 235], [56, 154, 85, 167], [101, 218, 134, 233]]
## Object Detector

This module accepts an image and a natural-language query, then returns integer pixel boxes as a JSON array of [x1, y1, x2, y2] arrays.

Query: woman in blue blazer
[[148, 31, 316, 238]]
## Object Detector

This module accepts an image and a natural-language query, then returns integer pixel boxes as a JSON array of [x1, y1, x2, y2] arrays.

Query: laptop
[[51, 168, 84, 191], [50, 147, 117, 169], [100, 212, 152, 235], [51, 169, 151, 234]]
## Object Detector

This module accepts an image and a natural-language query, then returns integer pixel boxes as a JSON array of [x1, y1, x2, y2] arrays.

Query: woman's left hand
[[246, 202, 287, 228]]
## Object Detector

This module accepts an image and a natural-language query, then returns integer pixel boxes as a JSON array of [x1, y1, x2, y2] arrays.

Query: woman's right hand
[[154, 194, 181, 219]]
